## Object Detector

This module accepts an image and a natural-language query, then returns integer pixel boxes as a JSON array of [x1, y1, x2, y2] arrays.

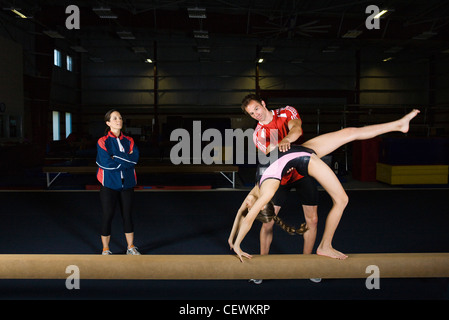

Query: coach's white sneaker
[[249, 279, 263, 285], [126, 246, 141, 255]]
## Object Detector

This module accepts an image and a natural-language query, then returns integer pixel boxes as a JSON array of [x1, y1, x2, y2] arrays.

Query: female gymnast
[[229, 109, 420, 262], [96, 109, 140, 255]]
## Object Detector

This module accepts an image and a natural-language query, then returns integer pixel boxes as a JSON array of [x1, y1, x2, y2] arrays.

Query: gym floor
[[0, 187, 448, 300]]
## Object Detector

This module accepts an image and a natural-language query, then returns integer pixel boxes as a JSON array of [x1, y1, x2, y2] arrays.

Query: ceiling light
[[188, 7, 206, 19], [70, 46, 88, 53], [412, 31, 437, 40], [93, 7, 117, 19], [257, 58, 264, 63], [43, 30, 65, 39], [11, 9, 27, 18], [117, 31, 135, 40], [383, 57, 394, 62], [145, 58, 153, 63], [384, 46, 402, 53], [322, 46, 339, 53], [132, 47, 147, 53], [197, 46, 210, 53], [342, 30, 363, 38], [194, 30, 209, 39], [260, 46, 275, 53], [89, 57, 104, 63], [374, 10, 388, 19]]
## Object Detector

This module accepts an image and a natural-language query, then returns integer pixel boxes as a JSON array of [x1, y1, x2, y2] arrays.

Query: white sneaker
[[102, 249, 112, 255], [126, 246, 141, 255], [249, 279, 263, 285]]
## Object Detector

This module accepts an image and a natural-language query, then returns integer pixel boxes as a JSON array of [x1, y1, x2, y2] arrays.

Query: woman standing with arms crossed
[[96, 109, 140, 255]]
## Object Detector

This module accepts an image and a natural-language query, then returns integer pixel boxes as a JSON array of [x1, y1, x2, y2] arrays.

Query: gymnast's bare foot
[[316, 245, 348, 260], [398, 109, 420, 133]]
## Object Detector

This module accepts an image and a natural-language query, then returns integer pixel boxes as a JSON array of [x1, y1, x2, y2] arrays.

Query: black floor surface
[[0, 189, 448, 301]]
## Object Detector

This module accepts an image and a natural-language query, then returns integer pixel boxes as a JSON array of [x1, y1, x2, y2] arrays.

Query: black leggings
[[100, 186, 134, 236]]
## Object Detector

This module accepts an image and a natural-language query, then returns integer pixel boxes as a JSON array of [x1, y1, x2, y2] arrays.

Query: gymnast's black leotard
[[256, 145, 316, 187]]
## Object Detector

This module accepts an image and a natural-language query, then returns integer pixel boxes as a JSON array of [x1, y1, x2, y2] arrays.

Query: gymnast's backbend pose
[[229, 109, 420, 262]]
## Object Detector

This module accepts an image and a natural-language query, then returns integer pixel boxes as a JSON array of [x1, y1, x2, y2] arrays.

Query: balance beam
[[0, 253, 448, 280]]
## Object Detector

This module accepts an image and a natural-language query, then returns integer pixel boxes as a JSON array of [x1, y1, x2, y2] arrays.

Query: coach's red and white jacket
[[96, 131, 139, 190], [253, 106, 303, 185]]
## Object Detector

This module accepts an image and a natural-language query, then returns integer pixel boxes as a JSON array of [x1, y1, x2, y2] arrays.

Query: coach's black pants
[[100, 186, 134, 236]]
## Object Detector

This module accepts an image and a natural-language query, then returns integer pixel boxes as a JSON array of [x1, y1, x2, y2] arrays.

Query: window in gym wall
[[65, 112, 72, 138], [67, 55, 73, 71], [54, 49, 62, 67], [52, 111, 60, 140], [9, 116, 18, 138]]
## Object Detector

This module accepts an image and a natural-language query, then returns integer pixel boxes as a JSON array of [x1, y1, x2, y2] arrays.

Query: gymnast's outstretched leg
[[302, 109, 420, 159], [301, 109, 420, 259]]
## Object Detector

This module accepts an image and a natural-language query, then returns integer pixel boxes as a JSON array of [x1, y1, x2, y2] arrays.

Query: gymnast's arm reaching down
[[228, 179, 280, 262]]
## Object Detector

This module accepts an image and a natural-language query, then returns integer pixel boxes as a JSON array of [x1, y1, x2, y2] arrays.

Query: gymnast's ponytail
[[273, 216, 308, 235], [257, 201, 308, 235]]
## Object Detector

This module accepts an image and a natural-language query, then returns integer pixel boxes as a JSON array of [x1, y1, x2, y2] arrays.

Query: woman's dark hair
[[243, 201, 308, 236], [103, 109, 121, 135]]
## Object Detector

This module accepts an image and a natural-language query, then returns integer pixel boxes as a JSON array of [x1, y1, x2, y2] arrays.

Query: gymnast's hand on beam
[[232, 245, 252, 263]]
